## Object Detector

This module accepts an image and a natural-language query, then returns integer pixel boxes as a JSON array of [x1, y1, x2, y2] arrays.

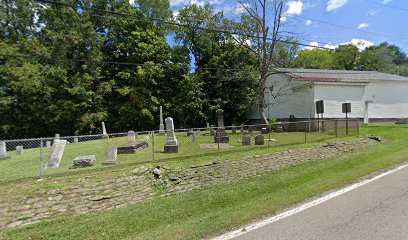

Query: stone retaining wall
[[0, 137, 379, 231]]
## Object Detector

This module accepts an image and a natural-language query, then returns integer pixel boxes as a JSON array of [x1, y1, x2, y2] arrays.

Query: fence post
[[304, 122, 307, 143], [335, 120, 338, 138], [356, 119, 360, 137], [268, 125, 271, 148], [39, 138, 43, 179], [151, 131, 155, 162]]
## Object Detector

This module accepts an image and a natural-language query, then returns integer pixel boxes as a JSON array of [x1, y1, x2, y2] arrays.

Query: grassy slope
[[0, 125, 405, 240]]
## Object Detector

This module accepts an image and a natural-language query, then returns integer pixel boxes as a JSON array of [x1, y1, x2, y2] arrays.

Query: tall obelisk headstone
[[159, 106, 165, 135], [0, 142, 9, 160], [164, 117, 178, 153], [214, 109, 229, 143], [102, 122, 109, 139]]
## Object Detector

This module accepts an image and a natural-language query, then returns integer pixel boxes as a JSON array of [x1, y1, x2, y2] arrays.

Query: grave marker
[[16, 146, 24, 155], [0, 142, 9, 160], [45, 139, 67, 169], [255, 134, 265, 145], [128, 131, 136, 143], [242, 135, 251, 146], [102, 122, 109, 139], [214, 109, 229, 143], [159, 106, 165, 135], [103, 147, 117, 165], [164, 117, 179, 153]]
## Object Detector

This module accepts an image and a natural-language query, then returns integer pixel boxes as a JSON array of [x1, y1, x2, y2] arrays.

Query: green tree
[[332, 44, 359, 70], [294, 49, 334, 69]]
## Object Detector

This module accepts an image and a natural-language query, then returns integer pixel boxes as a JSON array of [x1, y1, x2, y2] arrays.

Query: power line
[[35, 0, 335, 50], [362, 0, 408, 11], [293, 15, 408, 42]]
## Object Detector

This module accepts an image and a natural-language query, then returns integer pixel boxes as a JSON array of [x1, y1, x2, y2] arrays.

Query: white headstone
[[54, 133, 60, 139], [103, 146, 117, 165], [73, 137, 79, 143], [128, 131, 136, 143], [0, 142, 8, 160], [16, 146, 24, 155], [102, 122, 109, 138], [45, 139, 67, 169], [196, 130, 201, 136], [189, 134, 196, 143], [159, 106, 165, 134], [165, 117, 178, 146], [46, 141, 51, 148]]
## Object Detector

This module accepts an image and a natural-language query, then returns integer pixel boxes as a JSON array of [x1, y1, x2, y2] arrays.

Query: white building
[[247, 68, 408, 124]]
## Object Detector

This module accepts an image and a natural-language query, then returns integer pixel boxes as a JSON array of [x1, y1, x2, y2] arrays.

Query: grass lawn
[[0, 127, 355, 183], [0, 124, 406, 239]]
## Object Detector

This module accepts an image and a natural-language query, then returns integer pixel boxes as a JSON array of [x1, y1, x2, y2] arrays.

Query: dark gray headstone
[[255, 134, 265, 145], [45, 139, 67, 169], [242, 135, 251, 146], [214, 109, 229, 143]]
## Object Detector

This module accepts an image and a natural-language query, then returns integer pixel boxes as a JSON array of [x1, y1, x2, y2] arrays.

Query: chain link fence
[[0, 119, 359, 183]]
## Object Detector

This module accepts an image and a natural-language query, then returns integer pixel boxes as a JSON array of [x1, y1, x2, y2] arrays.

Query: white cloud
[[323, 43, 337, 49], [281, 1, 303, 22], [326, 0, 349, 12], [169, 0, 189, 7], [341, 38, 374, 51], [129, 0, 135, 5], [169, 0, 222, 7], [235, 3, 250, 14], [383, 0, 392, 4], [305, 19, 312, 26], [305, 41, 319, 50], [357, 22, 369, 30]]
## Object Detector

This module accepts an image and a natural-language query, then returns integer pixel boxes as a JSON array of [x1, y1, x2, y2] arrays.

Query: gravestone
[[261, 128, 269, 134], [45, 139, 67, 169], [103, 147, 117, 165], [73, 137, 79, 143], [210, 125, 216, 136], [214, 109, 229, 143], [128, 131, 136, 144], [189, 133, 196, 143], [164, 117, 179, 153], [102, 122, 109, 139], [205, 123, 210, 135], [187, 129, 194, 137], [275, 122, 283, 133], [159, 106, 165, 135], [70, 155, 96, 169], [196, 129, 201, 136], [16, 146, 24, 155], [242, 135, 251, 146], [54, 134, 60, 139], [255, 134, 265, 145], [117, 141, 148, 154], [0, 142, 9, 160], [231, 125, 237, 134], [46, 141, 51, 148], [240, 125, 244, 135]]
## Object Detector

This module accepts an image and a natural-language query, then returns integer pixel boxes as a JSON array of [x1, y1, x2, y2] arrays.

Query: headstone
[[0, 142, 9, 160], [16, 146, 24, 155], [275, 122, 283, 133], [255, 134, 265, 145], [240, 125, 244, 135], [117, 141, 148, 154], [164, 117, 179, 153], [102, 122, 109, 139], [128, 131, 136, 144], [242, 135, 251, 146], [103, 146, 117, 165], [187, 129, 194, 137], [159, 106, 165, 135], [54, 134, 60, 139], [210, 125, 216, 136], [73, 137, 79, 144], [189, 133, 196, 143], [214, 109, 229, 143], [45, 139, 67, 169], [231, 125, 237, 134], [196, 129, 201, 136], [71, 155, 96, 168], [46, 141, 51, 148]]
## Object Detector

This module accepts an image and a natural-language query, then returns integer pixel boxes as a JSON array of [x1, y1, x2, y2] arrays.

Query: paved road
[[234, 166, 408, 240]]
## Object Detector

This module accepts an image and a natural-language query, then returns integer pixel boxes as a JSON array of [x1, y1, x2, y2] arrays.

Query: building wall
[[314, 83, 366, 118], [363, 81, 408, 119]]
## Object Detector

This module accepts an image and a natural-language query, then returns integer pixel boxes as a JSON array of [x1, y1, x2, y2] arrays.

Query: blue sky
[[167, 0, 408, 53]]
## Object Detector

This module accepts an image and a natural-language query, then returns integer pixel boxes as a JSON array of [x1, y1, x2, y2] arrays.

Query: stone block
[[164, 145, 179, 153], [71, 155, 96, 169], [117, 141, 148, 154]]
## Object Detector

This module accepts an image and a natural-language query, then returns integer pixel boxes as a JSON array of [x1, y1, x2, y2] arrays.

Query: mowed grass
[[1, 124, 407, 240], [0, 128, 354, 183]]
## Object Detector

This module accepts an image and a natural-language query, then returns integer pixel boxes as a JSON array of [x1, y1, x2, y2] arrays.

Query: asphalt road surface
[[234, 165, 408, 240]]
